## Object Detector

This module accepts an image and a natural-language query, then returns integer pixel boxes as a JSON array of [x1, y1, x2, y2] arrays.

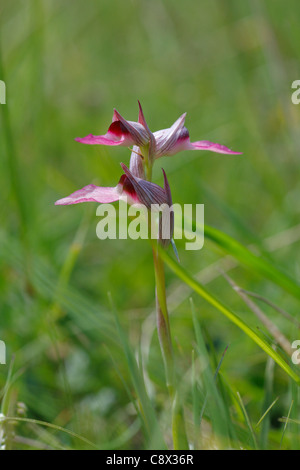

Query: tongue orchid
[[75, 102, 241, 162], [56, 102, 241, 250]]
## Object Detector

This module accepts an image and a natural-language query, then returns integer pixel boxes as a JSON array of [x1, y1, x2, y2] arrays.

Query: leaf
[[159, 247, 300, 386]]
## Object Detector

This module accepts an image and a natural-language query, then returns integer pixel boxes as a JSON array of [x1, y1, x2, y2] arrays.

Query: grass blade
[[160, 247, 300, 386], [204, 224, 300, 301], [108, 293, 166, 450], [259, 351, 276, 449], [191, 299, 231, 447], [256, 397, 279, 429], [176, 218, 300, 300], [279, 400, 294, 449], [237, 392, 258, 449]]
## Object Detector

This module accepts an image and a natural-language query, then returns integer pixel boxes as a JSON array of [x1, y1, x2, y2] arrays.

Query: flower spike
[[75, 102, 241, 160]]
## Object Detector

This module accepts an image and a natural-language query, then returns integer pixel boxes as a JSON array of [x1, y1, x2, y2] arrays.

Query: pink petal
[[129, 145, 145, 179], [161, 168, 172, 207], [75, 121, 130, 146], [189, 140, 242, 155], [75, 115, 149, 148], [153, 113, 187, 158], [116, 174, 141, 205], [112, 109, 119, 122], [138, 101, 156, 157], [55, 184, 119, 205], [120, 163, 168, 208], [153, 112, 242, 157], [75, 133, 125, 146], [159, 168, 174, 247], [112, 109, 149, 146]]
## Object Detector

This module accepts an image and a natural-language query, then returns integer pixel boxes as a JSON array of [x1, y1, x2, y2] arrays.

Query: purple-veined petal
[[188, 140, 242, 155], [162, 168, 172, 208], [74, 134, 125, 146], [129, 145, 145, 179], [153, 113, 187, 158], [55, 169, 154, 205], [55, 184, 120, 205], [154, 125, 242, 157], [75, 121, 134, 147], [75, 107, 150, 148], [112, 109, 119, 122], [116, 174, 142, 205], [159, 168, 174, 247], [138, 101, 156, 158], [120, 163, 168, 208], [120, 164, 174, 246], [112, 109, 149, 146]]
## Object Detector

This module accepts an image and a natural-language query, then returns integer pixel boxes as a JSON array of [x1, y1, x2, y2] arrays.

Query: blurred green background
[[1, 0, 300, 449]]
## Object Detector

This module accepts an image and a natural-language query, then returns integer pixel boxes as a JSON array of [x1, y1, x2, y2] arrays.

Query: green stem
[[146, 161, 152, 182], [145, 156, 188, 449], [152, 245, 189, 449], [152, 246, 175, 394], [146, 163, 174, 392]]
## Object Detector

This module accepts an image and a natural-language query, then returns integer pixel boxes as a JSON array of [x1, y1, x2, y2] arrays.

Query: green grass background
[[1, 0, 300, 449]]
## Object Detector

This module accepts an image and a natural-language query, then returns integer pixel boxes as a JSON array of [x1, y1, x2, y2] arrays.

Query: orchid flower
[[75, 105, 153, 150], [55, 163, 174, 245], [75, 102, 241, 164], [55, 163, 169, 207], [151, 112, 242, 158]]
